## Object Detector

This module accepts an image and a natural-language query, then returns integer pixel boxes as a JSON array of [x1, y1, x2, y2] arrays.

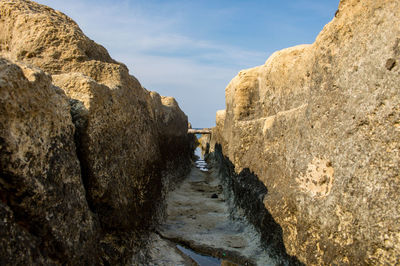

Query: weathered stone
[[386, 58, 396, 70], [0, 0, 193, 263], [198, 134, 211, 156], [0, 0, 117, 76], [211, 0, 400, 264], [0, 0, 192, 232], [0, 202, 54, 265], [0, 58, 100, 264], [51, 73, 164, 230], [150, 92, 188, 138]]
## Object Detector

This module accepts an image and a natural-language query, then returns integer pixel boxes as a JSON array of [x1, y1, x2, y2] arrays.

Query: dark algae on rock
[[211, 145, 303, 265]]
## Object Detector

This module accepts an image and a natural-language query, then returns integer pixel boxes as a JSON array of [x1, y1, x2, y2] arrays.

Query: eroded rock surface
[[0, 0, 192, 264], [210, 0, 400, 264], [0, 58, 100, 264]]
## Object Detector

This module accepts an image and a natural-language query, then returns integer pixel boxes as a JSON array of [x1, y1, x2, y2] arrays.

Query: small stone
[[211, 193, 218, 199], [385, 58, 396, 70]]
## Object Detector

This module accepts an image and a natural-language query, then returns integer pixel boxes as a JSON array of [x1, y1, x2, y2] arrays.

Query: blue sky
[[36, 0, 340, 128]]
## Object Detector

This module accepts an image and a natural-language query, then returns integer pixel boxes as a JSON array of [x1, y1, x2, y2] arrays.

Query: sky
[[36, 0, 340, 128]]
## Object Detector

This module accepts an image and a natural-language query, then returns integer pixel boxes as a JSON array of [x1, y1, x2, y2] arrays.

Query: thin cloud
[[35, 0, 267, 67], [35, 0, 268, 127], [34, 0, 339, 127]]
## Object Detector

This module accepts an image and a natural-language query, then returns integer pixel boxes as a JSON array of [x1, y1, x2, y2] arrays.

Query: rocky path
[[147, 151, 278, 265]]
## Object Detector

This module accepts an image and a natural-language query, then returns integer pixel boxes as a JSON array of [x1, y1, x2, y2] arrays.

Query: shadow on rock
[[212, 144, 304, 266]]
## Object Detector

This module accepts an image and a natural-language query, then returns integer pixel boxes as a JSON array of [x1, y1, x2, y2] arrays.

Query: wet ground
[[146, 149, 278, 265]]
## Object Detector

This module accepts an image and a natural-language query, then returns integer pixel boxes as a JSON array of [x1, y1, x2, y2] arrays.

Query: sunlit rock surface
[[211, 0, 400, 264], [0, 0, 192, 264]]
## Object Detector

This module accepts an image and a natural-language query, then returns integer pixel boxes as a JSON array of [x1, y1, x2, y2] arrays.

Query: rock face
[[198, 134, 211, 156], [0, 0, 192, 264], [0, 59, 99, 264], [211, 0, 400, 264]]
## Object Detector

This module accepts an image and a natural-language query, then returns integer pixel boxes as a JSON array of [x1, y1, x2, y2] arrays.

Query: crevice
[[69, 98, 96, 213]]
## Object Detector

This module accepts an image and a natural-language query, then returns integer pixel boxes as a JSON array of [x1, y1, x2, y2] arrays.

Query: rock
[[0, 58, 100, 264], [0, 0, 192, 231], [51, 72, 164, 230], [221, 261, 240, 266], [386, 58, 396, 70], [145, 233, 198, 265], [211, 0, 400, 265], [0, 0, 117, 76], [223, 236, 246, 249], [0, 0, 193, 263], [0, 202, 53, 265], [150, 92, 188, 138], [198, 134, 211, 156], [149, 91, 194, 193]]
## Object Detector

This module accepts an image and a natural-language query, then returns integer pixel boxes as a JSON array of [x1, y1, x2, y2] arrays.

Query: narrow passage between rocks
[[148, 147, 278, 265]]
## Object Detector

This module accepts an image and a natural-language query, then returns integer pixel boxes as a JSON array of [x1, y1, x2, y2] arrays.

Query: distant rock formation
[[0, 0, 193, 264], [198, 133, 210, 150], [210, 0, 400, 264]]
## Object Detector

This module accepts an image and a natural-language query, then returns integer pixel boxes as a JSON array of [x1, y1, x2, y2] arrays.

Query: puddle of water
[[195, 147, 208, 172], [176, 245, 220, 266], [195, 162, 208, 172], [177, 245, 239, 266]]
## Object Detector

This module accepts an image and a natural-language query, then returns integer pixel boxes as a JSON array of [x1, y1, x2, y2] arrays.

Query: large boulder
[[212, 0, 400, 264], [0, 0, 191, 231], [0, 58, 99, 264], [0, 0, 116, 76], [0, 0, 192, 263], [50, 72, 163, 230]]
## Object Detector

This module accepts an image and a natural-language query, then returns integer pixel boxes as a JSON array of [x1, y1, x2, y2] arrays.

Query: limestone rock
[[198, 134, 211, 156], [212, 0, 400, 264], [0, 58, 99, 264], [0, 0, 117, 76], [51, 72, 163, 230], [148, 91, 194, 194], [0, 0, 191, 231], [150, 92, 188, 136], [0, 0, 192, 263]]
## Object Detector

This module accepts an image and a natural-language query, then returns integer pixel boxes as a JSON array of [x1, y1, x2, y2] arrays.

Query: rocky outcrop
[[0, 59, 100, 264], [0, 0, 192, 264], [211, 0, 400, 264], [198, 134, 211, 156], [150, 93, 194, 192]]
